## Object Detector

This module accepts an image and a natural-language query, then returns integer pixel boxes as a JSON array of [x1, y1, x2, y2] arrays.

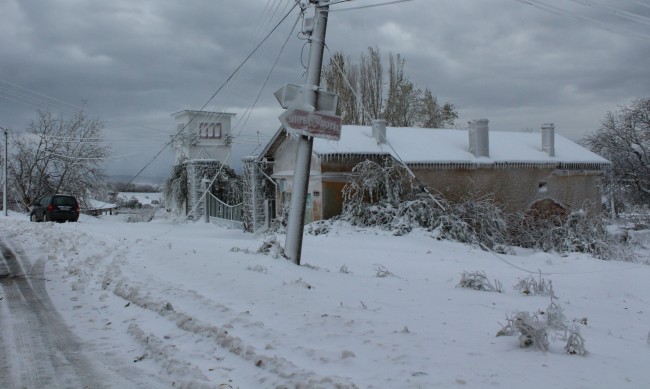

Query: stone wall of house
[[411, 167, 603, 217], [314, 157, 603, 220]]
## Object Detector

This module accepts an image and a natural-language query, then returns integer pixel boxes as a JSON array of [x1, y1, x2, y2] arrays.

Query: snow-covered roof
[[310, 126, 609, 166], [85, 200, 117, 210], [171, 110, 236, 118]]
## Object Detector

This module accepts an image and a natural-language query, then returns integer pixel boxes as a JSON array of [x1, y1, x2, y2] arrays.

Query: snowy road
[[0, 240, 158, 388]]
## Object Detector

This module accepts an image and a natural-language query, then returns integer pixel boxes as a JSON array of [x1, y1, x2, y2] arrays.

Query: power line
[[0, 80, 168, 137], [126, 1, 300, 186], [0, 80, 81, 114], [199, 0, 294, 131], [322, 43, 445, 209], [233, 8, 303, 140], [41, 149, 142, 161], [168, 0, 296, 138], [328, 0, 415, 13], [566, 0, 650, 26], [513, 0, 650, 41]]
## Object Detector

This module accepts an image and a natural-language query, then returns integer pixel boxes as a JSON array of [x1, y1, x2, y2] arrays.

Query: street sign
[[274, 83, 303, 109], [279, 108, 342, 141], [274, 83, 339, 115]]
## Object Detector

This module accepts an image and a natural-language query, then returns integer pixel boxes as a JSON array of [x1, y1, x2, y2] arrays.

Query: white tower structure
[[171, 110, 235, 165], [168, 110, 236, 218]]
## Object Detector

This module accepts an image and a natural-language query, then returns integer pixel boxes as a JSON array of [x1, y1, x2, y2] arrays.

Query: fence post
[[204, 179, 210, 223]]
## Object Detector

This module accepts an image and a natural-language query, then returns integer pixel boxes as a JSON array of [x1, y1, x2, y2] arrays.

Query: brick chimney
[[372, 119, 387, 144], [469, 119, 489, 158], [541, 123, 555, 157]]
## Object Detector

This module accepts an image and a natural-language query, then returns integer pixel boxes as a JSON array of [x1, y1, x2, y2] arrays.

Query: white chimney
[[469, 119, 490, 158], [541, 123, 555, 157], [372, 119, 387, 144]]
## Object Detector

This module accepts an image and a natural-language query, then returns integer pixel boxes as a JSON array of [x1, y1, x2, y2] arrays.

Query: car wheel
[[43, 213, 49, 222], [30, 214, 37, 222]]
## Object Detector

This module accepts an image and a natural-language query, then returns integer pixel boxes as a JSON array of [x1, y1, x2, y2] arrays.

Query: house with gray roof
[[243, 119, 610, 231]]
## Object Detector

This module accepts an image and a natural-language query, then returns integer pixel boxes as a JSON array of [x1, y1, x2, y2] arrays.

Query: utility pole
[[284, 1, 331, 265], [2, 127, 7, 216]]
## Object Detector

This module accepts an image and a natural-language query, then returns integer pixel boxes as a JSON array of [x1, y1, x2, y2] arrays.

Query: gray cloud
[[1, 0, 649, 179]]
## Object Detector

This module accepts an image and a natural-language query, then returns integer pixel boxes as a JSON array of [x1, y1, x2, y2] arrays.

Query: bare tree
[[359, 47, 383, 125], [582, 98, 650, 207], [323, 52, 362, 125], [384, 52, 419, 127], [416, 88, 458, 128], [9, 110, 110, 209], [324, 48, 457, 128]]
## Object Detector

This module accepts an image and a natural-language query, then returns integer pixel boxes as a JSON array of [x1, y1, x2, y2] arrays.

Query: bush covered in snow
[[437, 193, 510, 250], [162, 160, 242, 214], [116, 196, 143, 209], [618, 205, 650, 231], [508, 208, 618, 259], [340, 158, 411, 229], [338, 158, 631, 260], [457, 270, 503, 293], [162, 162, 188, 212], [514, 272, 556, 297], [497, 298, 587, 356]]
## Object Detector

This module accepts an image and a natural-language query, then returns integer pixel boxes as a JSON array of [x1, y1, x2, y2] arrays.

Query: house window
[[211, 123, 222, 138], [198, 122, 222, 139], [538, 181, 548, 193]]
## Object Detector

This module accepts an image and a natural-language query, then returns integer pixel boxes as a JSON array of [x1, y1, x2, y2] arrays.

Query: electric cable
[[328, 0, 414, 12], [41, 149, 142, 161], [0, 80, 171, 137], [126, 1, 300, 186], [513, 0, 650, 41], [322, 43, 446, 210], [202, 0, 293, 127], [233, 9, 303, 140], [149, 0, 297, 159], [566, 0, 650, 26]]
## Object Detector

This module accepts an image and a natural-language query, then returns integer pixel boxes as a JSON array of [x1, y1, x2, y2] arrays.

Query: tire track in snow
[[103, 252, 358, 388], [4, 221, 358, 387], [0, 240, 106, 388], [0, 232, 167, 389]]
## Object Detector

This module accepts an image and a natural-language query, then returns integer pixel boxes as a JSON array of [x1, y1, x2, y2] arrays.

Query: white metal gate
[[207, 192, 243, 227]]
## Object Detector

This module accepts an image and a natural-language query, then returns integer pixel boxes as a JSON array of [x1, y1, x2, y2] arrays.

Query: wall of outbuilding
[[271, 150, 604, 223], [410, 166, 603, 217]]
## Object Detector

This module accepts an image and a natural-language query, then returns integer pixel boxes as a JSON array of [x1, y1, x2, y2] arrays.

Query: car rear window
[[53, 196, 77, 206]]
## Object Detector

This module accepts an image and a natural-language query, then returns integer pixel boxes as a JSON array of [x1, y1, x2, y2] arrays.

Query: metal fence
[[207, 193, 243, 224]]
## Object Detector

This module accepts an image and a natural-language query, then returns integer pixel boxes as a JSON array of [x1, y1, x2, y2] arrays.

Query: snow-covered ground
[[1, 211, 650, 388], [116, 192, 162, 206]]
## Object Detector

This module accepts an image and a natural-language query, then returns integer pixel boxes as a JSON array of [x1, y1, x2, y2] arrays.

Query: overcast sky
[[1, 0, 649, 180]]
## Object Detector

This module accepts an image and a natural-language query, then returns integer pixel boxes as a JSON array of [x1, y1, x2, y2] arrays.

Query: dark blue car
[[30, 195, 80, 222]]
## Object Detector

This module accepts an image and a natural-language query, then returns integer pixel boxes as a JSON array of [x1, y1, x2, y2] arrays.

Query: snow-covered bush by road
[[457, 270, 503, 293], [340, 159, 632, 260]]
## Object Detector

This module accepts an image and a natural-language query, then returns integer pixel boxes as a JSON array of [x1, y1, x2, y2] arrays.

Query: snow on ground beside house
[[1, 211, 650, 388], [117, 192, 162, 206], [86, 199, 117, 210]]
